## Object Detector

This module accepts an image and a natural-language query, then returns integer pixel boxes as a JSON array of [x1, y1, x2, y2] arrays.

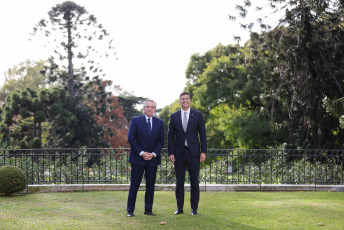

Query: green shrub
[[32, 137, 41, 148], [0, 165, 27, 196], [19, 140, 29, 149]]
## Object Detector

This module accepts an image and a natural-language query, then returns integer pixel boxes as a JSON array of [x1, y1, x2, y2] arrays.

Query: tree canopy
[[0, 1, 129, 148], [160, 0, 344, 149], [234, 0, 344, 148], [0, 60, 47, 103], [31, 1, 115, 98]]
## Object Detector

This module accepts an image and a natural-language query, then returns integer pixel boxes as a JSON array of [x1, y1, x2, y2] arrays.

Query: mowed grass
[[0, 191, 344, 230]]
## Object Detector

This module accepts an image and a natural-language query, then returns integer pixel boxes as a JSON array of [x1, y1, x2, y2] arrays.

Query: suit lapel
[[149, 116, 158, 137], [140, 115, 150, 136], [151, 116, 157, 134], [175, 110, 184, 132], [186, 109, 195, 132]]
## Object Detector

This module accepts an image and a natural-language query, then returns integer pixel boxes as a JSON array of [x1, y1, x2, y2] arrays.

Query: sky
[[0, 0, 269, 108]]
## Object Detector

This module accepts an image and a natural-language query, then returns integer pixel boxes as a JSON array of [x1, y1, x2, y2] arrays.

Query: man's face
[[179, 94, 191, 110], [143, 101, 156, 118]]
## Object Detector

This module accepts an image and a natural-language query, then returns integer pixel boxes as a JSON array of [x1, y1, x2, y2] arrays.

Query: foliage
[[244, 153, 344, 185], [185, 45, 261, 113], [0, 88, 78, 148], [199, 149, 344, 185], [0, 60, 47, 103], [1, 148, 342, 185], [158, 99, 180, 147], [27, 1, 129, 148], [324, 97, 344, 129], [117, 90, 147, 121], [206, 104, 277, 149], [179, 43, 279, 149], [86, 80, 129, 148], [31, 1, 115, 98], [0, 165, 27, 196], [177, 0, 344, 149], [0, 149, 132, 184], [230, 0, 344, 149]]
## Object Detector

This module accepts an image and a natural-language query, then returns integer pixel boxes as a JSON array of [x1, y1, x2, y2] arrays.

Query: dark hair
[[179, 92, 190, 99]]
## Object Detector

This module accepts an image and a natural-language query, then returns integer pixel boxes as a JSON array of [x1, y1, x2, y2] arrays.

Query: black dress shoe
[[127, 212, 134, 217], [144, 211, 155, 216], [191, 209, 198, 215], [174, 210, 183, 215]]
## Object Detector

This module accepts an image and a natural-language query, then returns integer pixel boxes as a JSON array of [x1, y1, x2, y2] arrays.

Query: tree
[[186, 44, 263, 114], [181, 43, 279, 149], [30, 1, 125, 148], [0, 88, 77, 148], [324, 97, 344, 129], [230, 0, 344, 148], [158, 99, 180, 147], [0, 60, 47, 103], [31, 1, 114, 98], [117, 91, 147, 121], [87, 80, 129, 148]]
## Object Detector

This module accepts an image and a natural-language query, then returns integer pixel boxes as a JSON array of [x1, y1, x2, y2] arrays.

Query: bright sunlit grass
[[1, 191, 344, 229]]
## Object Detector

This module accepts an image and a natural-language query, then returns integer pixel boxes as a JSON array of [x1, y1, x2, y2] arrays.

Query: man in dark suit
[[126, 99, 165, 217], [168, 92, 207, 216]]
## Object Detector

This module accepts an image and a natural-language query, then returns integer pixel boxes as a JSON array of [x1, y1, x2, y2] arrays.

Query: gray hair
[[143, 99, 157, 108]]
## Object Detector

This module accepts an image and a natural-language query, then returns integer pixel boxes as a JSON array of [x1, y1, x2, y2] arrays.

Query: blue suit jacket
[[128, 114, 165, 166], [168, 108, 207, 157]]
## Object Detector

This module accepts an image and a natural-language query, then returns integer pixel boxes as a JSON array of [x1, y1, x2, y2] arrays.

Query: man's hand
[[169, 155, 175, 164], [200, 153, 206, 163], [142, 152, 154, 160]]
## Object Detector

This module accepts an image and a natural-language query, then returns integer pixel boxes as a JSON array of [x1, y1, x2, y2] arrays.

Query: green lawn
[[0, 191, 343, 229]]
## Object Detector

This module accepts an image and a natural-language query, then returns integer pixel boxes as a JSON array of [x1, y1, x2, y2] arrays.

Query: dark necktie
[[147, 118, 152, 135]]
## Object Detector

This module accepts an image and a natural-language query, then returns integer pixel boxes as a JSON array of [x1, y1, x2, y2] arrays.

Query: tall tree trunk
[[66, 10, 75, 98]]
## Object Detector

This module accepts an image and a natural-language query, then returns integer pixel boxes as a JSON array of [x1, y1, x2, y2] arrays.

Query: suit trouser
[[175, 147, 200, 211], [127, 163, 157, 212]]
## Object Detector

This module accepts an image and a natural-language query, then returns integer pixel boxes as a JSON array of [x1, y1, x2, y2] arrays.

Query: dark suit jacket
[[168, 108, 207, 157], [128, 114, 165, 166]]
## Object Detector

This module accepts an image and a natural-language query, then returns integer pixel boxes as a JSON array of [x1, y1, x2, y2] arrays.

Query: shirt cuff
[[152, 152, 157, 158], [139, 151, 144, 156]]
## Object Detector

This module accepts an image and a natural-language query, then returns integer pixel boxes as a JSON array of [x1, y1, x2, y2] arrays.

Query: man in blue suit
[[168, 92, 207, 215], [126, 99, 165, 217]]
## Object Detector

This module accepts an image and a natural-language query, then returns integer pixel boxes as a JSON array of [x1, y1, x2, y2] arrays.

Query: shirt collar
[[181, 108, 190, 114], [145, 115, 153, 121]]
